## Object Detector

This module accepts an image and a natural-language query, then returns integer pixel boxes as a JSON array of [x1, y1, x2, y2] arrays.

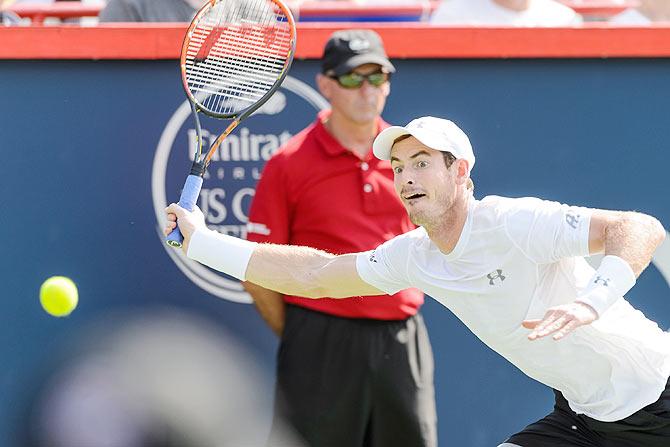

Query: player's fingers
[[165, 203, 186, 217], [552, 319, 581, 340], [521, 319, 542, 329], [529, 309, 556, 338], [528, 311, 559, 340], [534, 315, 570, 339], [163, 221, 177, 236]]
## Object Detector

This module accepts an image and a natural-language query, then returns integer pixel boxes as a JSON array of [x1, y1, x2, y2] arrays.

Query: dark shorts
[[267, 304, 437, 447], [505, 379, 670, 447]]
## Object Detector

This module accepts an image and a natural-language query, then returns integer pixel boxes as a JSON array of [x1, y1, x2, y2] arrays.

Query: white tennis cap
[[373, 116, 475, 172]]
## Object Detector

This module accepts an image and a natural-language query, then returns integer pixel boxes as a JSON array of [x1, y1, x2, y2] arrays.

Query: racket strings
[[184, 0, 293, 116]]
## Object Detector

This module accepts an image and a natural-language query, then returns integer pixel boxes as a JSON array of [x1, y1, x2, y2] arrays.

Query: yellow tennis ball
[[40, 276, 78, 317]]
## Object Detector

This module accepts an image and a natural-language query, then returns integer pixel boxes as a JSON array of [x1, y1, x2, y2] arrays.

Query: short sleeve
[[246, 156, 291, 244], [355, 233, 415, 295], [503, 197, 592, 265]]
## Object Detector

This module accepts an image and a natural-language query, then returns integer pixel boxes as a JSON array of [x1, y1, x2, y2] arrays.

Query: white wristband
[[576, 255, 636, 317], [186, 228, 257, 281]]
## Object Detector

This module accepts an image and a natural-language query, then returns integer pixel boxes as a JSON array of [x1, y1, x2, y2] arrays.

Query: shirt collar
[[314, 109, 389, 160]]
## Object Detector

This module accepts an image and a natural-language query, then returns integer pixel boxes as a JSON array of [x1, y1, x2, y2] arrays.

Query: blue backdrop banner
[[1, 58, 669, 447]]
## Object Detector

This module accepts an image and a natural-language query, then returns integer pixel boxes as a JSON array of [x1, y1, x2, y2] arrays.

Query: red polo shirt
[[246, 110, 424, 319]]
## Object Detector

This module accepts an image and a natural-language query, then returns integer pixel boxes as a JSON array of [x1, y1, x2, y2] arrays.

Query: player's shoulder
[[370, 227, 429, 264], [481, 195, 564, 211], [404, 226, 429, 241], [475, 194, 536, 217], [474, 195, 558, 226], [380, 227, 428, 250]]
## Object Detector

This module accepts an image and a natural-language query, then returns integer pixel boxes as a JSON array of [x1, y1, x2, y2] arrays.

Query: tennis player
[[165, 116, 670, 446]]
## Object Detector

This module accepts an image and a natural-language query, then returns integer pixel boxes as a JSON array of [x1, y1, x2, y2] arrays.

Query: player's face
[[319, 63, 390, 124], [390, 137, 458, 228]]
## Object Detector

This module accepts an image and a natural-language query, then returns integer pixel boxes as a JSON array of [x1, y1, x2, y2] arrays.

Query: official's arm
[[243, 283, 286, 336]]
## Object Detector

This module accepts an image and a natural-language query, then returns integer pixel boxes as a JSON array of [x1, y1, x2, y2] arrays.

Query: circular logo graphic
[[152, 76, 328, 303]]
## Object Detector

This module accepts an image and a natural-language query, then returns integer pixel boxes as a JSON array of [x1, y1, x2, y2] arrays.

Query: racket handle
[[166, 174, 204, 248]]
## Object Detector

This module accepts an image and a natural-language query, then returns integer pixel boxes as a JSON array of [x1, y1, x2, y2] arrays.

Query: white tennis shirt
[[356, 195, 670, 422]]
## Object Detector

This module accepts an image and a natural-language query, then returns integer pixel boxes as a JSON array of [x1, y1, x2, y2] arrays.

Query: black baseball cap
[[321, 29, 396, 76]]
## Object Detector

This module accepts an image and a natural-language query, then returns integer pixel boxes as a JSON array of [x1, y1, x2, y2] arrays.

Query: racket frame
[[166, 0, 296, 247], [180, 0, 296, 174]]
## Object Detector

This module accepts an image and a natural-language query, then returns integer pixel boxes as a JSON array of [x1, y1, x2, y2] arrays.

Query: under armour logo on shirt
[[565, 211, 581, 229], [487, 269, 506, 285], [594, 276, 610, 287]]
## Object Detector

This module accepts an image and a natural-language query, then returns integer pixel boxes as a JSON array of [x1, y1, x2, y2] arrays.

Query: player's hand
[[522, 302, 598, 341], [164, 204, 207, 253]]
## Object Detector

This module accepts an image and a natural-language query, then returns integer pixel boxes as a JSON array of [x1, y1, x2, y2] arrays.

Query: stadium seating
[[8, 0, 636, 25]]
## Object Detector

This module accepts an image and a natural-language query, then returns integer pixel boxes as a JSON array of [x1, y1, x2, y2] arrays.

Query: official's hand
[[164, 204, 207, 253], [522, 301, 598, 341]]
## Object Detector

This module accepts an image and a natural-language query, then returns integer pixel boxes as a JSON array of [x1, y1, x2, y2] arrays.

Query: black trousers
[[267, 304, 437, 447], [505, 379, 670, 447]]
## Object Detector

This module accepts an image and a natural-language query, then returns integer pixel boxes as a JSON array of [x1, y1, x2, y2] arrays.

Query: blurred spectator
[[0, 9, 20, 25], [99, 0, 205, 22], [1, 0, 20, 25], [15, 308, 303, 447], [6, 0, 102, 25], [610, 0, 670, 24], [431, 0, 582, 26]]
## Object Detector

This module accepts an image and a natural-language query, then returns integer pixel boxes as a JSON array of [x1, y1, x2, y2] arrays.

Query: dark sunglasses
[[328, 71, 391, 89]]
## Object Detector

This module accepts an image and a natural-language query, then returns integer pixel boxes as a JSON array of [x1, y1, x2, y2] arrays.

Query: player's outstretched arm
[[245, 246, 383, 299], [164, 203, 384, 299], [524, 209, 666, 341]]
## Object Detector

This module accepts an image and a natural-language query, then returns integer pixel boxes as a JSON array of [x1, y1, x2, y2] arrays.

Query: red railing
[[2, 24, 670, 60]]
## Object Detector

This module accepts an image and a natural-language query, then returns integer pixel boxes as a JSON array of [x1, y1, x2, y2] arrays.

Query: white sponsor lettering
[[187, 128, 292, 162], [199, 188, 254, 226], [232, 188, 254, 222], [200, 188, 227, 224]]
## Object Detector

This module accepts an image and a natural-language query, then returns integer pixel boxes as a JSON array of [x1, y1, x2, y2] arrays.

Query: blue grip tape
[[166, 175, 204, 248]]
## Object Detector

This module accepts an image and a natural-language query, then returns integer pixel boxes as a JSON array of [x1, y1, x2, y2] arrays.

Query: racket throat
[[190, 160, 207, 177]]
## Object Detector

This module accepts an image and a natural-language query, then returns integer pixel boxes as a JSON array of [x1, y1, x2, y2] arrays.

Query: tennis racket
[[166, 0, 296, 248]]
